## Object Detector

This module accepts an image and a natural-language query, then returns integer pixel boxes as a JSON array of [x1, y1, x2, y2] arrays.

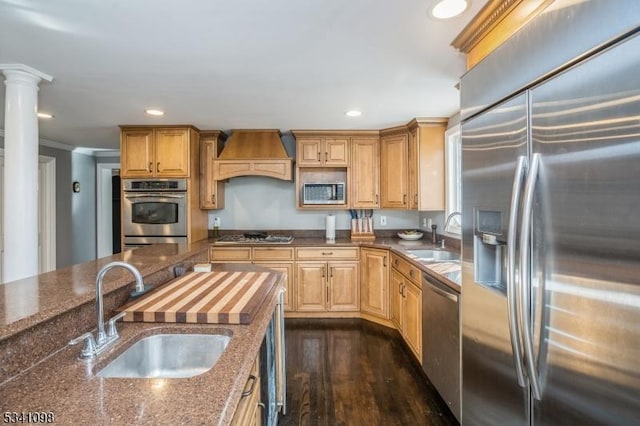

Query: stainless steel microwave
[[302, 182, 346, 205]]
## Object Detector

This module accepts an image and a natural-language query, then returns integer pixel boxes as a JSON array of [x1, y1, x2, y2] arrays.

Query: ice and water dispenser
[[473, 209, 509, 294]]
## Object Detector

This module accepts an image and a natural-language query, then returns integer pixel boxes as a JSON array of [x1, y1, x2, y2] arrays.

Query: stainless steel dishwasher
[[422, 273, 461, 421]]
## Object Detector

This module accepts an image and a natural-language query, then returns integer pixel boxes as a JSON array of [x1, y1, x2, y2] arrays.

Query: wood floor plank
[[280, 319, 457, 426]]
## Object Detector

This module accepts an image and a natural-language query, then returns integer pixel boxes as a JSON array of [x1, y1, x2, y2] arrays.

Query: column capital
[[0, 64, 53, 84]]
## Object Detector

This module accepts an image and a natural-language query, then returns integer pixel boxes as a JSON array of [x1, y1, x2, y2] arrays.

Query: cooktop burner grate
[[215, 234, 294, 244]]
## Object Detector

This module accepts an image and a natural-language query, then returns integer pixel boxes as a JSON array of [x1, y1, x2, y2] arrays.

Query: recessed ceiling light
[[431, 0, 469, 19], [37, 112, 54, 119], [145, 109, 165, 116], [345, 110, 362, 117]]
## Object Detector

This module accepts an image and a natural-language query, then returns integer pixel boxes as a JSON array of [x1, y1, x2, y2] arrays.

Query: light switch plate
[[380, 216, 387, 226]]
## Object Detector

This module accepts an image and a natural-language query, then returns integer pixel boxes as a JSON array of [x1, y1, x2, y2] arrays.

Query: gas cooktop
[[214, 233, 294, 244]]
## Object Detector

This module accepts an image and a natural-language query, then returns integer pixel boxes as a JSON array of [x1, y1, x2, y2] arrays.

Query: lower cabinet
[[390, 266, 422, 361], [296, 261, 359, 312], [360, 247, 389, 319], [231, 354, 261, 426]]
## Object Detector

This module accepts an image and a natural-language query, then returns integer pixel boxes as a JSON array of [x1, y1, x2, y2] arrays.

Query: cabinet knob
[[211, 194, 216, 203], [410, 270, 414, 278]]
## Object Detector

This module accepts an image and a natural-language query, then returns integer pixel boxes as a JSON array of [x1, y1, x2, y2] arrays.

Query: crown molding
[[452, 0, 553, 69]]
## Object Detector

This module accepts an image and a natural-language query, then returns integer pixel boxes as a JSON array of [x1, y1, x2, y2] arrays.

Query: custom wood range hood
[[212, 129, 294, 180]]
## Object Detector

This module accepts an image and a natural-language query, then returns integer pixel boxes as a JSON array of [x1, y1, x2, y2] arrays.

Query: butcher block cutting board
[[118, 271, 280, 324]]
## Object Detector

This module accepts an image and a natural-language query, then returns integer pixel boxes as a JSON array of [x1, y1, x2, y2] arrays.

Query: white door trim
[[39, 155, 56, 272], [96, 163, 120, 258]]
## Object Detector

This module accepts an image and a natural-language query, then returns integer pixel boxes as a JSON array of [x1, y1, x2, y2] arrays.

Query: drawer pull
[[322, 252, 333, 256], [148, 162, 152, 172], [156, 161, 160, 172], [409, 270, 414, 278], [383, 256, 387, 267], [241, 375, 258, 398]]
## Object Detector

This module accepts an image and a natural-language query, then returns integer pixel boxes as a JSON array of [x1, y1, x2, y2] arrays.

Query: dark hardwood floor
[[279, 319, 458, 426]]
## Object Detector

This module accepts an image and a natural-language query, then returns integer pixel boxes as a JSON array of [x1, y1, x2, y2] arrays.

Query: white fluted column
[[1, 64, 53, 283]]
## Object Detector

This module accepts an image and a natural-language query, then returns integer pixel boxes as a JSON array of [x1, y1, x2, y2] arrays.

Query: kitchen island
[[0, 250, 285, 425]]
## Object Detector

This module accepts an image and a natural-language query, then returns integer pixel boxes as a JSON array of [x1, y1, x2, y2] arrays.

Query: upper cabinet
[[120, 126, 197, 178], [350, 136, 380, 208], [380, 129, 409, 209], [295, 135, 349, 167], [408, 119, 446, 211], [200, 130, 228, 209], [380, 119, 446, 210]]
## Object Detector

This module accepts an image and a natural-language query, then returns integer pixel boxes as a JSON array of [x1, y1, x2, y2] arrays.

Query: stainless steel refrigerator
[[461, 29, 640, 425]]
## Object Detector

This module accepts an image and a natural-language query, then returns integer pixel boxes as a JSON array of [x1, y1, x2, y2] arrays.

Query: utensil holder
[[350, 217, 375, 241]]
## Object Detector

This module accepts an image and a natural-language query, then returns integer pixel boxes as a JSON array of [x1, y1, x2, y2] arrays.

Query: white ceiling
[[0, 0, 486, 150]]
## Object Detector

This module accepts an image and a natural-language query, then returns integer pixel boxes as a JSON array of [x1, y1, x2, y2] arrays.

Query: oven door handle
[[125, 194, 185, 199]]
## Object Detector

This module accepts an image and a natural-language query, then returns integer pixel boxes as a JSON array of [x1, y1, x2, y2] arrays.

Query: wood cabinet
[[208, 247, 296, 311], [295, 247, 359, 313], [380, 130, 409, 209], [360, 247, 389, 319], [120, 126, 196, 178], [200, 130, 227, 209], [296, 261, 359, 312], [391, 253, 422, 361], [350, 137, 380, 208], [231, 353, 261, 426], [296, 136, 349, 167], [408, 119, 447, 211], [253, 246, 295, 312]]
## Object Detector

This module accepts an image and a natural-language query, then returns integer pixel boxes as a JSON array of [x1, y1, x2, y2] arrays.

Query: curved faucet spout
[[95, 261, 144, 344]]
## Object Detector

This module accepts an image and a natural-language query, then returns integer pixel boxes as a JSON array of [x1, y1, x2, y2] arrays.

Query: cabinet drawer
[[231, 355, 260, 426], [296, 247, 359, 260], [252, 247, 294, 261], [391, 253, 421, 285], [209, 247, 252, 262]]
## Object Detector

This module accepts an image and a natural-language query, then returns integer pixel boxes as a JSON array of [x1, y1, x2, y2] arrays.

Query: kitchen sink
[[97, 333, 231, 379], [406, 249, 460, 262]]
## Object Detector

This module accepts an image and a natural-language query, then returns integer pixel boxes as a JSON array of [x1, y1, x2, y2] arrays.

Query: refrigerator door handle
[[519, 153, 543, 401], [508, 155, 528, 387]]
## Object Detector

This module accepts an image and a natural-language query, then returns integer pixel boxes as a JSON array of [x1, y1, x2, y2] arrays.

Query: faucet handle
[[107, 312, 127, 338], [69, 332, 97, 359]]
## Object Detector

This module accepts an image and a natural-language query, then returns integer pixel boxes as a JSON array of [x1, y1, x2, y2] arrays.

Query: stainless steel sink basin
[[97, 333, 230, 379], [406, 249, 460, 262]]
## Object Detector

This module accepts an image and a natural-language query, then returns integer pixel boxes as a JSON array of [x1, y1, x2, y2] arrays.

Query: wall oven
[[122, 179, 188, 247]]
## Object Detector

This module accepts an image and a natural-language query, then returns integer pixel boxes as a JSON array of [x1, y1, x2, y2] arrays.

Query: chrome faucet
[[70, 261, 146, 359], [444, 211, 462, 233]]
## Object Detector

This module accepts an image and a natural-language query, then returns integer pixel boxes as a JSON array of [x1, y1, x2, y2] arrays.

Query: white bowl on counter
[[397, 231, 424, 241]]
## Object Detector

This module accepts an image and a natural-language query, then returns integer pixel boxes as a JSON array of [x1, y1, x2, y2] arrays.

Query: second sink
[[97, 333, 231, 379], [406, 249, 460, 262]]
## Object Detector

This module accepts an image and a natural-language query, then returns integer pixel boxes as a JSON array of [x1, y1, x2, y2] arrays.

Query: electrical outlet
[[422, 218, 427, 227], [380, 216, 387, 226], [427, 218, 432, 229], [213, 217, 221, 227]]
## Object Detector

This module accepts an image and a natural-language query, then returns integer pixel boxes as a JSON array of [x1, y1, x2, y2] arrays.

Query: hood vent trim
[[212, 129, 293, 181]]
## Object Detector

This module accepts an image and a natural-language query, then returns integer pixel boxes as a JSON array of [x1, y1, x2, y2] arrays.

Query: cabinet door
[[121, 128, 154, 178], [200, 136, 225, 209], [327, 262, 359, 311], [403, 280, 423, 361], [390, 269, 404, 330], [350, 137, 380, 208], [360, 248, 388, 318], [296, 262, 326, 311], [408, 129, 419, 210], [380, 134, 409, 208], [296, 138, 323, 166], [255, 262, 295, 312], [155, 128, 190, 177], [324, 137, 349, 166]]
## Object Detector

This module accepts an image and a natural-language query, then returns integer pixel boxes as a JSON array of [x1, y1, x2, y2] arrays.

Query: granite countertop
[[0, 240, 210, 338], [0, 263, 283, 426], [211, 235, 462, 292]]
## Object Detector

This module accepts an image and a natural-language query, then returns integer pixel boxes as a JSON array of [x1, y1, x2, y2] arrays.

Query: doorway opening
[[96, 163, 121, 258]]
